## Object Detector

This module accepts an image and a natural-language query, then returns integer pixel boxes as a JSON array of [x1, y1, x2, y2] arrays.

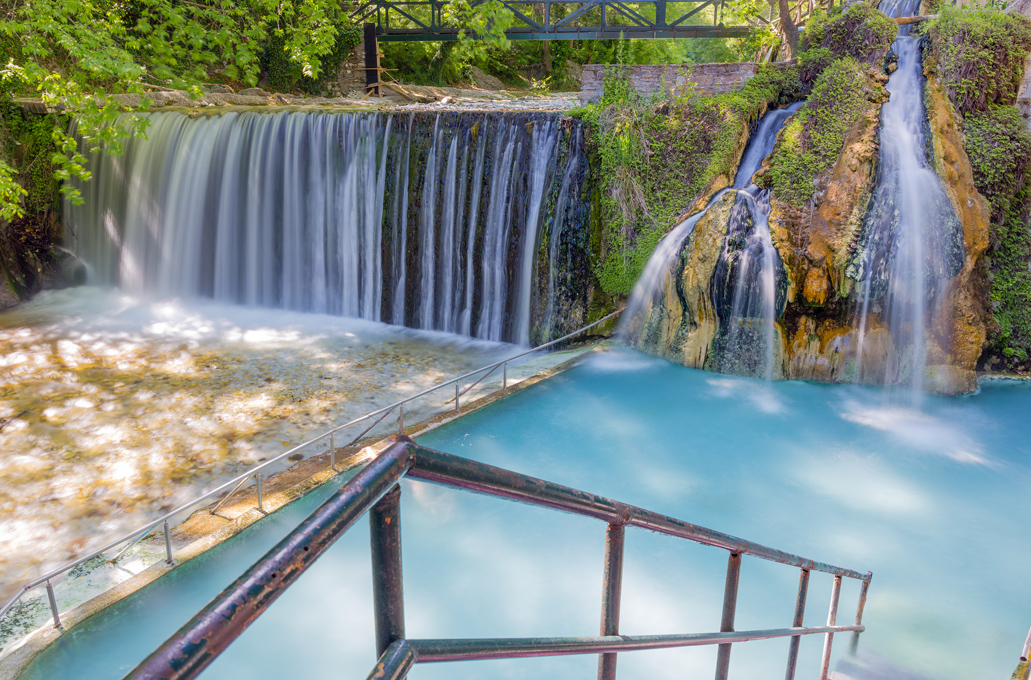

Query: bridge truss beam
[[352, 0, 756, 42]]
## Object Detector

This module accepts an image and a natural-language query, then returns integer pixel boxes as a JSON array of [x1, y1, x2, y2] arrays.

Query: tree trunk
[[543, 40, 552, 74], [778, 0, 799, 59]]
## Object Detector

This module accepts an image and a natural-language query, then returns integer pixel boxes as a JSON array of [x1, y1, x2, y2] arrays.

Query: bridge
[[351, 0, 830, 93], [351, 0, 754, 42]]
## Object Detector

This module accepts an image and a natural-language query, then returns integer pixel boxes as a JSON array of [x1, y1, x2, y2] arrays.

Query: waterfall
[[64, 110, 590, 346], [709, 188, 785, 380], [621, 101, 802, 367], [849, 2, 963, 397]]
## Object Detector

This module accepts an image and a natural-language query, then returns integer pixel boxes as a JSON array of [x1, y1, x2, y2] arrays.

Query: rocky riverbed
[[0, 287, 517, 602]]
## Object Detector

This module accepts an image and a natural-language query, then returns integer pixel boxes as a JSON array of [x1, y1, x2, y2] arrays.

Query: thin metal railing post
[[503, 363, 507, 390], [714, 552, 742, 680], [598, 523, 625, 680], [45, 580, 60, 628], [256, 474, 264, 513], [330, 433, 336, 470], [819, 575, 842, 679], [398, 403, 404, 434], [370, 484, 405, 657], [784, 568, 810, 680], [849, 576, 871, 655], [455, 383, 460, 411], [163, 520, 173, 564]]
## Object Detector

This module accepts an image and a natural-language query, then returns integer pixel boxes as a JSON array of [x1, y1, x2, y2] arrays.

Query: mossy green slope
[[924, 7, 1031, 369], [759, 57, 884, 207], [572, 65, 802, 298]]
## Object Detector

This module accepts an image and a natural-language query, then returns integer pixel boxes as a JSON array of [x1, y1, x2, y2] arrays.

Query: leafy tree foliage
[[0, 0, 357, 220]]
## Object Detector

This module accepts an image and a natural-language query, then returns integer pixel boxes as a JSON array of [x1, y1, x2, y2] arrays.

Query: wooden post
[[364, 23, 380, 96]]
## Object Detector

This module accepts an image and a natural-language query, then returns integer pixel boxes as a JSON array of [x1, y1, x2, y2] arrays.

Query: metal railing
[[0, 310, 620, 631], [354, 0, 754, 42], [126, 438, 872, 680]]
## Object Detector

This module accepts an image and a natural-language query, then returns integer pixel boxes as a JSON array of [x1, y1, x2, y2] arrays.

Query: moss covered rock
[[923, 7, 1031, 371], [575, 64, 802, 298], [801, 4, 898, 68], [758, 58, 888, 208]]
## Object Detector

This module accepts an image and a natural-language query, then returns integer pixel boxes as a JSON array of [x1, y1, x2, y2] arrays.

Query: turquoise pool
[[20, 348, 1031, 679]]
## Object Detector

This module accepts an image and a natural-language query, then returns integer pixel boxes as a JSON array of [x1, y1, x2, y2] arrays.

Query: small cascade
[[64, 110, 590, 346], [708, 187, 785, 379], [621, 101, 802, 376], [848, 6, 963, 397]]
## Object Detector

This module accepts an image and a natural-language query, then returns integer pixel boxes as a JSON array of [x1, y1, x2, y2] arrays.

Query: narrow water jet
[[848, 2, 964, 400]]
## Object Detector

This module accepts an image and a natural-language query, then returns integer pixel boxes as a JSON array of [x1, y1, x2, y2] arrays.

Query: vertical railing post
[[163, 519, 173, 564], [364, 23, 380, 96], [714, 552, 742, 680], [598, 523, 625, 680], [784, 568, 810, 680], [398, 403, 404, 435], [819, 575, 842, 680], [503, 363, 507, 390], [46, 580, 60, 628], [370, 484, 405, 658], [255, 473, 264, 513], [455, 383, 460, 411], [330, 433, 336, 470], [849, 575, 871, 654]]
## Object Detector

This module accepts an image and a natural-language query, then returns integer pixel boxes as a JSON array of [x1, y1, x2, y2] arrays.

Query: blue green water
[[20, 348, 1031, 679]]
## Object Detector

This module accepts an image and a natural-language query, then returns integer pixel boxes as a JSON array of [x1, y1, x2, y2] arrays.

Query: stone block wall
[[579, 63, 764, 103]]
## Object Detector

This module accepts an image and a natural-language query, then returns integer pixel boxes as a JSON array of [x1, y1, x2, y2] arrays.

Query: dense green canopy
[[0, 0, 359, 219]]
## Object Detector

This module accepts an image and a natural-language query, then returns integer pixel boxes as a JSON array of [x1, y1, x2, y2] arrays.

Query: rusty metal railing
[[0, 309, 620, 634], [126, 438, 872, 680]]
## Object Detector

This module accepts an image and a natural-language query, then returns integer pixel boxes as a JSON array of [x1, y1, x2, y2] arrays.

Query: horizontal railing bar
[[408, 446, 871, 581], [126, 441, 413, 680], [408, 626, 866, 662], [1, 311, 618, 621], [125, 439, 872, 679]]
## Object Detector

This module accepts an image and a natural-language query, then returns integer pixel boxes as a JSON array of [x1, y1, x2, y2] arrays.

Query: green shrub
[[965, 106, 1031, 364], [925, 7, 1031, 116], [801, 4, 897, 67]]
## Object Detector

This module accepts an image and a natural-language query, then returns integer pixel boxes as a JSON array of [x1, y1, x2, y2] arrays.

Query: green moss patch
[[924, 8, 1031, 368], [801, 4, 898, 68], [759, 58, 881, 207], [966, 106, 1031, 365], [572, 65, 801, 297], [924, 7, 1031, 117]]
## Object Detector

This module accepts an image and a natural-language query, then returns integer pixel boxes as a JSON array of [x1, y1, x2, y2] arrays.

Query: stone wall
[[579, 62, 765, 103]]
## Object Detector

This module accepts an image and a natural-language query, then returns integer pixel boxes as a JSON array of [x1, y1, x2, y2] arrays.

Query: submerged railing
[[127, 438, 872, 680], [0, 310, 620, 632]]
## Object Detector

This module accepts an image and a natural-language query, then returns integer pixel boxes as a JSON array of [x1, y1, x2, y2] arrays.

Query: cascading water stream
[[849, 0, 963, 399], [620, 101, 802, 379], [65, 110, 590, 346], [710, 187, 784, 379]]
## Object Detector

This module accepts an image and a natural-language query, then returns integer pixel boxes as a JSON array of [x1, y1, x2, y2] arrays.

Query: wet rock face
[[629, 56, 989, 394], [630, 193, 734, 369], [923, 72, 991, 387], [766, 66, 989, 394], [0, 213, 86, 312]]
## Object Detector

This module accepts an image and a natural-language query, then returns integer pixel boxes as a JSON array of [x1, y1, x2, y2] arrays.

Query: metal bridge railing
[[0, 310, 620, 633], [353, 0, 754, 41], [127, 438, 872, 680]]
